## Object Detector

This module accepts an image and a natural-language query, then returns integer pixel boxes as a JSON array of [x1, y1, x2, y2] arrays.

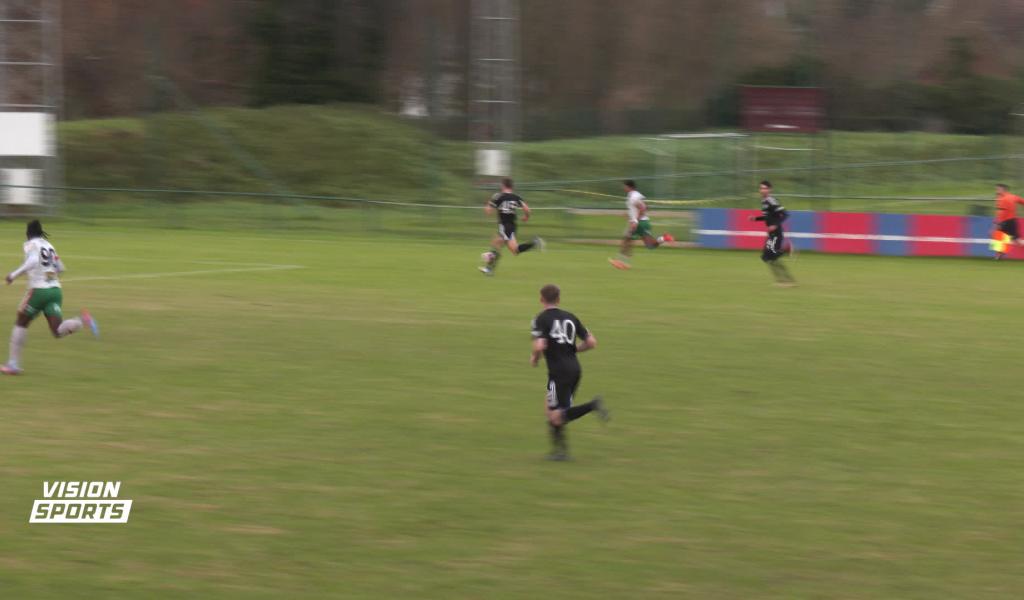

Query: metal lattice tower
[[470, 0, 520, 184], [0, 0, 61, 214]]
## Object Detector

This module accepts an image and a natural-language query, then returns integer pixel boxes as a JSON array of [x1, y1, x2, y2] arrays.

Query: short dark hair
[[623, 180, 636, 189], [760, 180, 772, 188], [502, 178, 514, 189], [540, 284, 560, 304], [26, 219, 46, 240], [997, 183, 1009, 191]]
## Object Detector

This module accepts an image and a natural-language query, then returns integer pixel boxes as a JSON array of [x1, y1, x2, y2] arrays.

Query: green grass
[[2, 220, 1024, 598], [56, 104, 1024, 217]]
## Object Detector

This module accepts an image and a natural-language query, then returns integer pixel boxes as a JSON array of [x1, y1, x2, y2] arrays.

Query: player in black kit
[[479, 178, 545, 275], [530, 284, 608, 461], [749, 180, 796, 286]]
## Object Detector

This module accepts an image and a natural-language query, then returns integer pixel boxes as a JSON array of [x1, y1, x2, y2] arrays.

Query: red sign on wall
[[741, 86, 825, 133]]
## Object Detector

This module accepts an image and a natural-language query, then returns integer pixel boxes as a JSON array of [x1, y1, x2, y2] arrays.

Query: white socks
[[57, 318, 82, 337], [8, 325, 27, 368], [7, 319, 84, 369]]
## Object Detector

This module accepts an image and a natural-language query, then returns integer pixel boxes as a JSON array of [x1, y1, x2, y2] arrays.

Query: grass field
[[2, 219, 1024, 598], [54, 104, 1024, 218]]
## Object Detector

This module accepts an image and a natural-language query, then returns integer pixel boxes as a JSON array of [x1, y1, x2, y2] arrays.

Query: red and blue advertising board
[[696, 209, 1017, 259]]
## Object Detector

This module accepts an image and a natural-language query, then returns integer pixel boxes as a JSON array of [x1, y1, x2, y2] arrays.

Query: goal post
[[645, 132, 747, 203], [741, 85, 829, 208]]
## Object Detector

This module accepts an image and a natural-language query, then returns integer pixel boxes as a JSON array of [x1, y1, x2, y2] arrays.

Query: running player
[[992, 183, 1024, 260], [530, 284, 608, 461], [749, 180, 796, 286], [2, 220, 98, 376], [609, 180, 673, 270], [479, 178, 544, 275]]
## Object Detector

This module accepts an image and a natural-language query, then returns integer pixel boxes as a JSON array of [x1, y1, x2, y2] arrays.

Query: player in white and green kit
[[2, 220, 98, 376], [609, 180, 674, 269]]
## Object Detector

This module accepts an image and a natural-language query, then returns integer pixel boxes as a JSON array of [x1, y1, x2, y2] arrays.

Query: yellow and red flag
[[991, 230, 1011, 254]]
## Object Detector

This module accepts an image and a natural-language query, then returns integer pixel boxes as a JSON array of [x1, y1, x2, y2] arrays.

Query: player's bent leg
[[51, 315, 85, 338], [43, 298, 78, 338], [516, 239, 537, 254], [564, 396, 605, 422], [646, 233, 675, 248], [507, 238, 520, 255], [45, 316, 60, 337]]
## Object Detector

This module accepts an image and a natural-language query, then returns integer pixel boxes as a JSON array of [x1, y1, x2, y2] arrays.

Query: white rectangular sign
[[476, 148, 510, 177], [0, 112, 55, 156], [2, 168, 41, 205]]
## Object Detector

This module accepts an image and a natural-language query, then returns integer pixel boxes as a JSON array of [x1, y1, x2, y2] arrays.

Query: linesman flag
[[991, 230, 1011, 254]]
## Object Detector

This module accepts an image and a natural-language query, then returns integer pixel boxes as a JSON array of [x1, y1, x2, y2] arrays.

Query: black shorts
[[998, 219, 1019, 240], [498, 221, 517, 241], [546, 373, 581, 411], [761, 231, 785, 262]]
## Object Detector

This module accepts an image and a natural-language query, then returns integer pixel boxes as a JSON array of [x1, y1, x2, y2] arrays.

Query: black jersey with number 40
[[490, 193, 524, 225], [531, 307, 589, 377]]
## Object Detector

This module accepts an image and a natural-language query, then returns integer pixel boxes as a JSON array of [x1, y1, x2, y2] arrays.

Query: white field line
[[2, 254, 305, 282], [46, 230, 349, 245], [61, 264, 304, 283], [6, 253, 299, 266], [66, 255, 296, 267], [69, 255, 296, 268]]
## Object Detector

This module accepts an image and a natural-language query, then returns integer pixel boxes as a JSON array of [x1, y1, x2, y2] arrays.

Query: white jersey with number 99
[[21, 238, 62, 289]]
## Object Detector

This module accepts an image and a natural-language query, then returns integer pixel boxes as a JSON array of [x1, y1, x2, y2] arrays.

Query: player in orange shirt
[[993, 183, 1024, 260]]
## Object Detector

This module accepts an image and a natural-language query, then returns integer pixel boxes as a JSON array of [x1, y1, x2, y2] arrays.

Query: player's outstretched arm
[[5, 253, 37, 285], [521, 201, 530, 222]]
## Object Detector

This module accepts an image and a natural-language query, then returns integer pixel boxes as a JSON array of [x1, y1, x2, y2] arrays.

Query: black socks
[[564, 400, 596, 422], [549, 423, 566, 450]]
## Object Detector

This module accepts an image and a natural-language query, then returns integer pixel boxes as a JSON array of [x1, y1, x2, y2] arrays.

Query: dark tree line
[[61, 0, 1024, 135]]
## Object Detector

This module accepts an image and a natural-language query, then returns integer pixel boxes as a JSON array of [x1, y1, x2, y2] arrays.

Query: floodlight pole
[[470, 0, 521, 186], [0, 0, 61, 215]]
